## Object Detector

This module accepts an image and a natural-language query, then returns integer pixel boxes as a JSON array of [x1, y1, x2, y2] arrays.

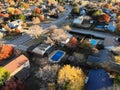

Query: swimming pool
[[49, 50, 65, 63], [89, 39, 97, 45]]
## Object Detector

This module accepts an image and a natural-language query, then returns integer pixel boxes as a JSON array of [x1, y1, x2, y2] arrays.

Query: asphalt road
[[41, 5, 72, 28]]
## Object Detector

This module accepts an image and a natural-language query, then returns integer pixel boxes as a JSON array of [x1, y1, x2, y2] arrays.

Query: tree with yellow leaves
[[114, 56, 120, 64], [57, 65, 85, 90]]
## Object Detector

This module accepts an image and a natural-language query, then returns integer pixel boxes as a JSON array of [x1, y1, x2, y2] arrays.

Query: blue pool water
[[51, 51, 64, 62], [96, 25, 104, 29], [90, 39, 97, 45]]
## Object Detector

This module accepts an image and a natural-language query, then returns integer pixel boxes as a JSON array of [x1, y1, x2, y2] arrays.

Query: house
[[87, 49, 120, 74], [103, 37, 119, 51], [87, 49, 113, 64], [28, 43, 53, 56], [73, 16, 92, 28], [4, 54, 30, 80], [11, 19, 23, 30], [85, 69, 113, 90]]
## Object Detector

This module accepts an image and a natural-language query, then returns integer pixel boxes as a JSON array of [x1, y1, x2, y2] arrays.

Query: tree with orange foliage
[[34, 8, 41, 14], [104, 4, 111, 9], [0, 44, 14, 61], [98, 13, 110, 23], [66, 37, 78, 48]]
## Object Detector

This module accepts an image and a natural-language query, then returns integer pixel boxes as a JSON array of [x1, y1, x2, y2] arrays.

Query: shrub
[[71, 6, 80, 15], [72, 3, 78, 7], [108, 73, 120, 89], [19, 14, 26, 21], [80, 41, 92, 49], [0, 67, 10, 86], [115, 30, 120, 35], [57, 65, 85, 90], [114, 74, 120, 85]]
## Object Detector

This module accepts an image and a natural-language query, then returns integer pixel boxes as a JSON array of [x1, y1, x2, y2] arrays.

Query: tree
[[114, 56, 120, 64], [1, 77, 27, 90], [115, 22, 120, 35], [71, 6, 80, 16], [57, 65, 85, 90], [114, 74, 120, 85], [62, 25, 71, 31], [19, 14, 26, 21], [0, 67, 10, 86]]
